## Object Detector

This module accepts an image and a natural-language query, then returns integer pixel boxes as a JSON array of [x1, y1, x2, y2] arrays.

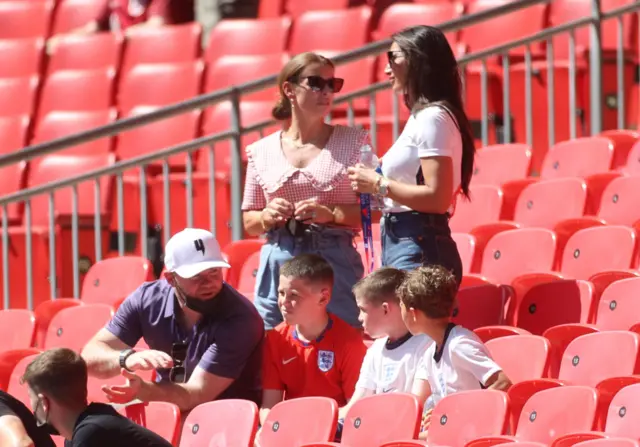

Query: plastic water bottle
[[359, 145, 383, 210]]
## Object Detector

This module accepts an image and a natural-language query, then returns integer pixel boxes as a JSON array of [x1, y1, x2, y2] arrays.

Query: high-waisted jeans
[[253, 225, 364, 330], [381, 211, 463, 286]]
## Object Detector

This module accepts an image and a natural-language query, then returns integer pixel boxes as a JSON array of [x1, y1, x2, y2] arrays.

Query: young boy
[[397, 265, 511, 439], [259, 253, 367, 425], [339, 267, 432, 419]]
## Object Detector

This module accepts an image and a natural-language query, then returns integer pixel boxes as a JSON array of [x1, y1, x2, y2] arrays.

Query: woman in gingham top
[[241, 52, 367, 330]]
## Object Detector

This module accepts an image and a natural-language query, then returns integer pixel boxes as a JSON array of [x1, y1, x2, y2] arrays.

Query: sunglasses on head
[[169, 342, 188, 383], [300, 76, 344, 93]]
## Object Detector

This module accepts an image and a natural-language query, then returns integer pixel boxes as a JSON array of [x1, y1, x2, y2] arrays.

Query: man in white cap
[[81, 228, 264, 411]]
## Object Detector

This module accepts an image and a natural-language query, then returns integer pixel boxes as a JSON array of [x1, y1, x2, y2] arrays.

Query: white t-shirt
[[355, 334, 433, 394], [381, 106, 463, 213], [415, 325, 502, 408]]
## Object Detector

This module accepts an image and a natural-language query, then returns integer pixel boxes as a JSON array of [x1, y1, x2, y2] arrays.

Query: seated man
[[260, 254, 367, 425], [23, 348, 172, 447], [398, 265, 512, 439], [339, 267, 432, 419], [82, 228, 264, 412], [0, 389, 55, 447]]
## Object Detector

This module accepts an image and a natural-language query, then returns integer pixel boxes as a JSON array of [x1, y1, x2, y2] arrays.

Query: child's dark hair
[[397, 265, 458, 318], [280, 253, 334, 286], [353, 267, 407, 305]]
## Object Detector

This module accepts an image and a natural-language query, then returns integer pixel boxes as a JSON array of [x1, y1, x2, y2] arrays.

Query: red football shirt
[[262, 315, 367, 406], [99, 0, 169, 31]]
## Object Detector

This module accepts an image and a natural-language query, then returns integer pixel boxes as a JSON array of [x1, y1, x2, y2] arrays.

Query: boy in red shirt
[[260, 253, 367, 425]]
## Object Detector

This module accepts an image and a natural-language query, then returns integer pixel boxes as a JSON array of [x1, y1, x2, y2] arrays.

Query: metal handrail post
[[589, 0, 603, 134]]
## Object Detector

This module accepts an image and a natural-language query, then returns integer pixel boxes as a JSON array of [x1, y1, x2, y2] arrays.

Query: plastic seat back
[[52, 0, 108, 34], [473, 144, 533, 186], [515, 280, 596, 334], [145, 402, 180, 446], [47, 33, 123, 73], [598, 176, 640, 227], [285, 0, 349, 18], [453, 284, 506, 330], [486, 335, 551, 382], [0, 115, 30, 155], [595, 277, 640, 331], [0, 309, 35, 351], [561, 226, 637, 280], [449, 185, 503, 233], [204, 17, 291, 63], [180, 400, 258, 447], [223, 239, 265, 289], [118, 61, 204, 114], [516, 386, 598, 444], [259, 397, 337, 447], [515, 178, 588, 228], [624, 140, 640, 175], [289, 6, 372, 54], [33, 110, 116, 155], [0, 76, 40, 117], [238, 252, 262, 301], [81, 256, 154, 306], [0, 38, 44, 77], [427, 390, 509, 447], [7, 354, 39, 407], [541, 137, 614, 179], [604, 383, 640, 440], [481, 228, 557, 285], [44, 304, 114, 351], [0, 1, 53, 39], [559, 331, 639, 387], [451, 233, 476, 274], [121, 23, 202, 73]]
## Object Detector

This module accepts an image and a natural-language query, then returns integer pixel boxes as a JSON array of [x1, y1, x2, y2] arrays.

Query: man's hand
[[102, 369, 144, 404], [125, 350, 173, 372], [421, 408, 433, 431]]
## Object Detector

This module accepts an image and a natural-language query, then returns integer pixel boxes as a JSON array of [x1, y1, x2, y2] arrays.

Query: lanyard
[[359, 193, 375, 273]]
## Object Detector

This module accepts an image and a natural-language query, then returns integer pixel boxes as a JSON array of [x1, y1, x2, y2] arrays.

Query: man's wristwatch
[[119, 349, 136, 372]]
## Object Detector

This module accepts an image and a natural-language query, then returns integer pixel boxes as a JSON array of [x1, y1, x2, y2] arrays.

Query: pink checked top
[[241, 125, 369, 212]]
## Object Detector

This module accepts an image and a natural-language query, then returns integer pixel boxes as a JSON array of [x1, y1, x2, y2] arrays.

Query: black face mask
[[175, 285, 224, 315], [34, 398, 60, 436]]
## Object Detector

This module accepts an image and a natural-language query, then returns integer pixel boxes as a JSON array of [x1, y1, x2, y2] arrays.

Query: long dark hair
[[392, 25, 475, 198]]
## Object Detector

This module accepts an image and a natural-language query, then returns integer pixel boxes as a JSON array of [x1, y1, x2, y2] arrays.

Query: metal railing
[[0, 0, 638, 310]]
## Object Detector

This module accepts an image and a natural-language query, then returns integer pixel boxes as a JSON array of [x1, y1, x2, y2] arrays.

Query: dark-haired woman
[[241, 52, 367, 330], [348, 25, 476, 286]]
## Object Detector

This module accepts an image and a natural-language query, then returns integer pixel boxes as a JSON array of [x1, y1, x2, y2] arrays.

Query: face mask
[[34, 398, 60, 436]]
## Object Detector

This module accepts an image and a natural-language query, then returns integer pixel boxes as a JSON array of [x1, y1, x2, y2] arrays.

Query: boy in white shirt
[[398, 265, 512, 439], [339, 267, 432, 419]]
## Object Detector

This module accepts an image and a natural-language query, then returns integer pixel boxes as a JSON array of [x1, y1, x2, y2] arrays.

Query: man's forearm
[[81, 342, 122, 379]]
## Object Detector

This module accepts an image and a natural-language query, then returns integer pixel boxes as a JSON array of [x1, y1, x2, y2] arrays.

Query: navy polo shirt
[[105, 280, 264, 404]]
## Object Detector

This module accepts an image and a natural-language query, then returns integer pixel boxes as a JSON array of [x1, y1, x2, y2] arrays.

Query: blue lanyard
[[359, 193, 375, 273]]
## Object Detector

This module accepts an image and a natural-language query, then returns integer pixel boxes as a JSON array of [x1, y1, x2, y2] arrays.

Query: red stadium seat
[[43, 304, 113, 351], [7, 354, 39, 406], [38, 68, 116, 119], [597, 176, 640, 229], [204, 53, 289, 102], [80, 256, 154, 306], [0, 309, 35, 350], [0, 115, 30, 155], [0, 38, 44, 77], [486, 335, 551, 382], [449, 185, 503, 233], [180, 400, 258, 447], [47, 33, 123, 73], [32, 298, 81, 348], [451, 232, 475, 274], [560, 225, 637, 280], [0, 1, 54, 39], [259, 397, 338, 447], [0, 161, 27, 226], [419, 390, 509, 447], [289, 6, 373, 54], [144, 402, 181, 446], [51, 0, 108, 34], [472, 144, 533, 186], [0, 76, 40, 117], [285, 0, 349, 18], [204, 17, 291, 64], [120, 23, 202, 73], [238, 252, 261, 301], [623, 140, 640, 175], [223, 239, 265, 289], [0, 154, 115, 306], [594, 277, 640, 331], [32, 110, 117, 155], [452, 284, 507, 330], [117, 62, 204, 114], [541, 137, 615, 179], [474, 325, 532, 343]]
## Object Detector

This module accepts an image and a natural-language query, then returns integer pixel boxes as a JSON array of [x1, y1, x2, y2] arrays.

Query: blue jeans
[[253, 225, 364, 330], [381, 211, 463, 286]]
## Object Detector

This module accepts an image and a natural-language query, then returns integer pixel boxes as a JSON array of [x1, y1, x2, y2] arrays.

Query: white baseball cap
[[164, 228, 230, 278]]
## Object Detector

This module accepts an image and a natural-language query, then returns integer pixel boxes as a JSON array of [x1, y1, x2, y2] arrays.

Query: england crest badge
[[318, 350, 335, 372]]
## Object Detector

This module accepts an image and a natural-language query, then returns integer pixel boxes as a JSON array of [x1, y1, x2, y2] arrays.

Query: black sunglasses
[[387, 51, 403, 65], [169, 342, 188, 383], [300, 75, 344, 93]]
